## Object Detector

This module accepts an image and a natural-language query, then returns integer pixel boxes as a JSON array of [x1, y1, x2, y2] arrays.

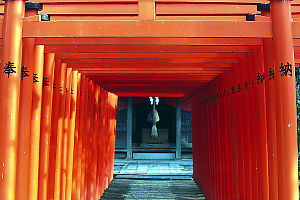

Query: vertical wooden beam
[[0, 1, 25, 199], [16, 38, 35, 200], [38, 53, 55, 200], [28, 45, 44, 200], [223, 72, 234, 200], [127, 97, 133, 159], [205, 88, 213, 199], [48, 59, 61, 200], [66, 70, 78, 200], [60, 68, 72, 200], [217, 75, 225, 200], [271, 1, 299, 199], [95, 86, 101, 199], [235, 63, 246, 200], [54, 63, 67, 200], [138, 0, 155, 20], [211, 80, 222, 200], [98, 87, 105, 196], [78, 76, 87, 200], [240, 58, 253, 200], [72, 73, 81, 200], [247, 53, 259, 200], [228, 65, 240, 200], [263, 38, 278, 200], [71, 73, 81, 199], [176, 97, 182, 159], [252, 47, 269, 200]]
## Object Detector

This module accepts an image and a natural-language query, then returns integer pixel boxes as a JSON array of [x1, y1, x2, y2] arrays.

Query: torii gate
[[0, 0, 299, 200]]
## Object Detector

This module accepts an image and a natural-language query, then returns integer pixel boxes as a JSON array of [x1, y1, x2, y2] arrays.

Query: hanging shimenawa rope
[[151, 102, 160, 138]]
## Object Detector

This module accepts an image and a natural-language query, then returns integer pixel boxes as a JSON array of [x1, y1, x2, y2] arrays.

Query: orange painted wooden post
[[235, 63, 246, 200], [28, 45, 44, 200], [204, 87, 210, 199], [271, 1, 299, 199], [48, 59, 62, 200], [251, 47, 269, 200], [98, 87, 105, 196], [109, 93, 117, 184], [92, 85, 100, 200], [240, 58, 253, 200], [108, 92, 112, 184], [95, 86, 101, 199], [16, 38, 35, 200], [107, 92, 111, 187], [78, 76, 87, 200], [103, 90, 109, 189], [54, 63, 67, 200], [261, 7, 278, 200], [0, 1, 25, 199], [219, 77, 226, 200], [82, 79, 88, 200], [38, 53, 55, 200], [263, 38, 279, 200], [96, 86, 101, 198], [71, 72, 81, 200], [106, 90, 111, 188], [16, 9, 39, 199], [111, 94, 118, 182], [93, 84, 98, 194], [247, 53, 259, 200], [228, 65, 240, 200], [218, 75, 230, 200], [212, 80, 222, 200], [193, 93, 201, 197], [223, 71, 234, 200], [208, 82, 215, 199], [80, 77, 87, 200], [218, 84, 224, 200], [92, 83, 97, 198], [87, 81, 95, 199], [84, 80, 92, 199], [97, 87, 102, 197], [207, 85, 217, 200], [198, 91, 206, 195], [205, 94, 209, 198], [60, 68, 72, 200], [66, 70, 78, 200], [107, 92, 116, 184]]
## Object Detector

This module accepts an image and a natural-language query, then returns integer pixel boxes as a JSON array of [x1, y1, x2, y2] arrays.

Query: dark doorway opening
[[115, 97, 192, 160]]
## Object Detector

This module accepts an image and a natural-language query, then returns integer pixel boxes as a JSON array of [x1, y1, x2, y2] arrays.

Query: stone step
[[100, 179, 206, 200]]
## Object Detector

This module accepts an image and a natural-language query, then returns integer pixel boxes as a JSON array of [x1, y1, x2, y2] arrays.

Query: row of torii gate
[[0, 0, 299, 200]]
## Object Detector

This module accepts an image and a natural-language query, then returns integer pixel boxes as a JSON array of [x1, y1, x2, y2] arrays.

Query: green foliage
[[296, 67, 300, 135]]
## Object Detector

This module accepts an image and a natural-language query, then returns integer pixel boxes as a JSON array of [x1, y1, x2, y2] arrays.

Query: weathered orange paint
[[38, 53, 55, 200], [263, 38, 279, 200], [54, 63, 67, 200], [65, 70, 78, 200], [0, 1, 25, 199], [60, 68, 72, 200], [271, 1, 299, 199], [16, 38, 35, 200], [28, 45, 44, 200], [48, 59, 62, 200], [71, 72, 81, 200]]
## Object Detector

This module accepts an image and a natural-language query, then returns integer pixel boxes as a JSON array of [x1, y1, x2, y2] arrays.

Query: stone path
[[114, 159, 193, 178], [100, 179, 206, 200]]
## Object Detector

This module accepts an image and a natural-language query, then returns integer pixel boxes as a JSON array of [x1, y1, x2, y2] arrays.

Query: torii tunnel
[[0, 0, 300, 200]]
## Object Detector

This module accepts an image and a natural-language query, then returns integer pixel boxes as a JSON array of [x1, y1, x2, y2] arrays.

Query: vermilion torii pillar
[[270, 0, 299, 199], [0, 0, 25, 199]]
